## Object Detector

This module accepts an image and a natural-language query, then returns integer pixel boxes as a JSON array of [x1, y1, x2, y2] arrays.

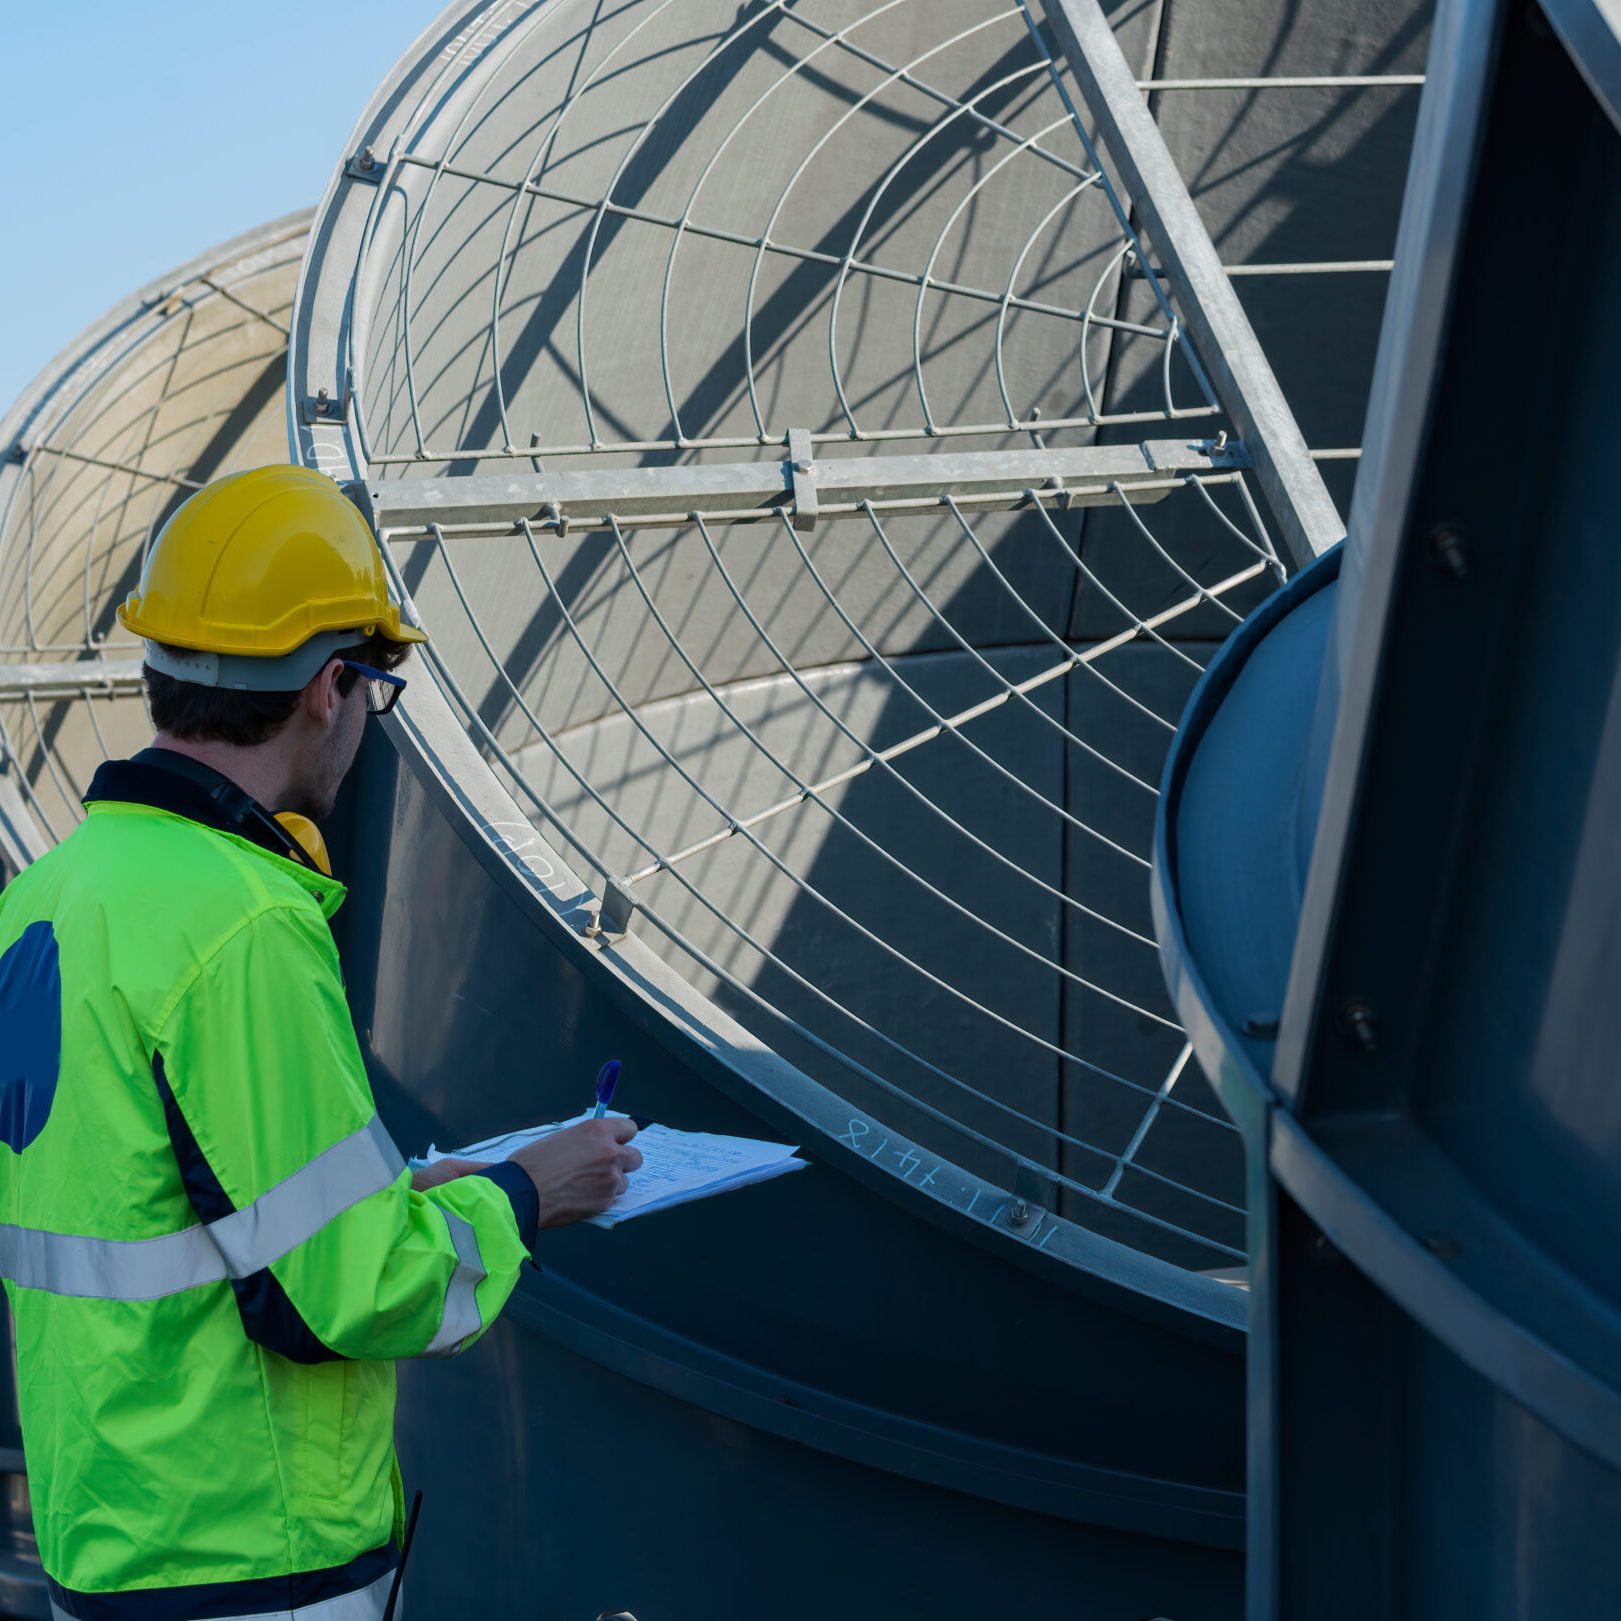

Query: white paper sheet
[[421, 1111, 806, 1227]]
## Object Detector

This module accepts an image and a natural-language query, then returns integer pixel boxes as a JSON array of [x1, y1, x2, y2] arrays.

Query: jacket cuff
[[474, 1161, 540, 1249]]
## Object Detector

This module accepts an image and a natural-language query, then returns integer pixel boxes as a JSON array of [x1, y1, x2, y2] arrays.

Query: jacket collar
[[83, 749, 320, 873]]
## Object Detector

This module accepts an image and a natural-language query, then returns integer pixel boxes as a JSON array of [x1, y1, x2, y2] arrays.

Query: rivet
[[1339, 999, 1378, 1053], [1426, 523, 1468, 580]]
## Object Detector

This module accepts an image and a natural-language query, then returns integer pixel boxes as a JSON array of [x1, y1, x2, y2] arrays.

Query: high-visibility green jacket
[[0, 754, 536, 1619]]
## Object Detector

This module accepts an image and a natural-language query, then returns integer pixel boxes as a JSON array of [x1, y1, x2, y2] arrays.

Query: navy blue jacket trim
[[84, 751, 315, 870], [152, 1053, 343, 1366], [475, 1159, 540, 1248], [47, 1541, 395, 1620]]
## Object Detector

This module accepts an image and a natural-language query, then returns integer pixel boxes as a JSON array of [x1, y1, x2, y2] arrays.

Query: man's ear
[[301, 660, 343, 729]]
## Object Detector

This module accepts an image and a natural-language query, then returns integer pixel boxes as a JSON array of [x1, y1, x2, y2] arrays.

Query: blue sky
[[0, 1, 446, 411]]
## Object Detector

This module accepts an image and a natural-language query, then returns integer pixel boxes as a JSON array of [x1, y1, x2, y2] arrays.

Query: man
[[0, 465, 640, 1620]]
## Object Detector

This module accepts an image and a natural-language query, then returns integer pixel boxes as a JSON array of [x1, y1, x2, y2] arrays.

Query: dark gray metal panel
[[394, 1306, 1245, 1621], [1270, 0, 1621, 1339], [1264, 1189, 1621, 1621], [1153, 1, 1621, 1614]]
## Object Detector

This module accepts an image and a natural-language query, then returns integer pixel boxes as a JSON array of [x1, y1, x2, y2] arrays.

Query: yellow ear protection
[[273, 813, 332, 877]]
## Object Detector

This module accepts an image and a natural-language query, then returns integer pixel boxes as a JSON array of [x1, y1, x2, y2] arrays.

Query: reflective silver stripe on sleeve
[[50, 1564, 394, 1621], [0, 1222, 228, 1301], [420, 1207, 487, 1357], [0, 1115, 405, 1302], [207, 1113, 405, 1278]]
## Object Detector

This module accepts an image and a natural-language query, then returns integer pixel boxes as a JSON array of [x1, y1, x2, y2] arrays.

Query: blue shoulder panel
[[0, 921, 61, 1153]]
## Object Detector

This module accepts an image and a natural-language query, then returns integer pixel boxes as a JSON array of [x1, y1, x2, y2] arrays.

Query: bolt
[[1308, 1231, 1342, 1267], [794, 460, 813, 475], [1426, 523, 1468, 580], [358, 145, 376, 171], [1243, 1012, 1280, 1038], [1009, 1197, 1030, 1228], [1339, 998, 1378, 1053]]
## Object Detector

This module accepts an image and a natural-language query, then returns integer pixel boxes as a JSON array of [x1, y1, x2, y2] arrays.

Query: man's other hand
[[509, 1117, 642, 1229]]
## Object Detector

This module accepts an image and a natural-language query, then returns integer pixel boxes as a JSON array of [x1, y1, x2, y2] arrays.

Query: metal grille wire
[[338, 0, 1221, 473]]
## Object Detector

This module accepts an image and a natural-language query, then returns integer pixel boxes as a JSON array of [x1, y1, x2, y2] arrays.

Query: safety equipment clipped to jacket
[[0, 788, 531, 1614]]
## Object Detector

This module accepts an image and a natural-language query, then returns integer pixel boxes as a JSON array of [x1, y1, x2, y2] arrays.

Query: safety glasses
[[340, 661, 408, 716]]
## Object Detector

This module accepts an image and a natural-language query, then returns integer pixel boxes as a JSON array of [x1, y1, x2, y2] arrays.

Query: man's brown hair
[[143, 633, 411, 747]]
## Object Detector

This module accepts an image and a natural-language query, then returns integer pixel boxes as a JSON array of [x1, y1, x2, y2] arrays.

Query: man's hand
[[509, 1117, 642, 1229]]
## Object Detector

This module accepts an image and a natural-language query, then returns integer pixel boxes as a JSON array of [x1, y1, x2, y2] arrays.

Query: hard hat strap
[[143, 628, 364, 693]]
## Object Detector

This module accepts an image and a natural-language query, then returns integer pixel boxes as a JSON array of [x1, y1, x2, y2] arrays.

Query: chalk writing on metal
[[839, 1118, 871, 1151]]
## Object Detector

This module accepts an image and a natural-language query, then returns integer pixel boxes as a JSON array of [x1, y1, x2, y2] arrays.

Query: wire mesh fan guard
[[0, 216, 311, 854], [291, 0, 1305, 1273]]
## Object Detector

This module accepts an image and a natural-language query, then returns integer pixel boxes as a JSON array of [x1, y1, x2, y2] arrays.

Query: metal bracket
[[0, 660, 144, 700], [787, 427, 818, 533], [584, 877, 638, 942], [1000, 1163, 1056, 1238], [346, 146, 384, 184], [601, 877, 637, 935], [300, 376, 352, 425], [371, 439, 1227, 535]]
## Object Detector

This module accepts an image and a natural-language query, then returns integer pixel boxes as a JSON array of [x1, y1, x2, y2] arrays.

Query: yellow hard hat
[[117, 465, 428, 662]]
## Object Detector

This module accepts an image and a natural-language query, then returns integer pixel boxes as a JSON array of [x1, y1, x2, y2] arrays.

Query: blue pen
[[592, 1060, 621, 1119]]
